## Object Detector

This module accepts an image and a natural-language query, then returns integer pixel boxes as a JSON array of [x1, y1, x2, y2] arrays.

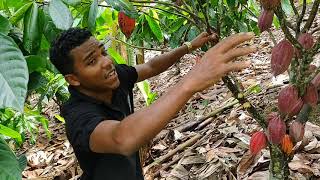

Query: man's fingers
[[216, 32, 255, 52], [224, 46, 257, 62], [227, 61, 251, 72]]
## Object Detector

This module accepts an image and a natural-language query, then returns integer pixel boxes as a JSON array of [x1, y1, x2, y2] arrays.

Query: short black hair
[[49, 28, 92, 75]]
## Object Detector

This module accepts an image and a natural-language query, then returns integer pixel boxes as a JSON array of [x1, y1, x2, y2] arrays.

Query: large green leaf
[[49, 0, 73, 30], [23, 2, 41, 54], [88, 0, 98, 32], [145, 12, 163, 42], [26, 55, 47, 74], [104, 0, 139, 18], [107, 47, 127, 64], [0, 137, 22, 180], [62, 0, 81, 6], [0, 124, 22, 143], [0, 33, 28, 112], [9, 2, 32, 25], [0, 14, 11, 35]]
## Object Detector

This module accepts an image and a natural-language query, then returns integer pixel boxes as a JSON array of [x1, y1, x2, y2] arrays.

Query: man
[[49, 28, 256, 180]]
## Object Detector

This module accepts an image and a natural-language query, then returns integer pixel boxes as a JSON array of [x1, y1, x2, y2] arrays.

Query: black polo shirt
[[61, 64, 144, 180]]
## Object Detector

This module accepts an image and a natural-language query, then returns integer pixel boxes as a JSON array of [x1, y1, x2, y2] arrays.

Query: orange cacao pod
[[250, 131, 267, 155], [278, 85, 303, 116], [311, 73, 320, 88], [267, 115, 286, 144], [289, 120, 305, 143], [298, 33, 314, 50], [118, 12, 136, 38], [260, 0, 281, 10], [271, 40, 294, 76], [258, 10, 274, 32], [303, 83, 318, 107], [281, 134, 293, 155]]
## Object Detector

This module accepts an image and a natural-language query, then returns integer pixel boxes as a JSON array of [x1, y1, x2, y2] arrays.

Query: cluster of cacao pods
[[270, 33, 315, 76], [118, 12, 136, 39], [250, 114, 306, 155]]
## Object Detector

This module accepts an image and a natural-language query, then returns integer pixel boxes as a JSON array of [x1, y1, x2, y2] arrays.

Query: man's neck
[[75, 86, 113, 104]]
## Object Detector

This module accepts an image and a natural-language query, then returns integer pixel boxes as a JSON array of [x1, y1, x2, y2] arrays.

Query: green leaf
[[0, 14, 11, 35], [145, 11, 163, 42], [17, 154, 27, 171], [169, 25, 188, 48], [237, 21, 248, 32], [42, 12, 61, 44], [23, 2, 41, 54], [0, 33, 28, 112], [62, 0, 81, 6], [187, 26, 200, 42], [0, 124, 22, 143], [107, 48, 127, 64], [9, 2, 32, 25], [104, 0, 139, 18], [49, 0, 73, 30], [26, 55, 47, 73], [54, 114, 65, 123], [0, 137, 22, 180], [88, 0, 98, 32], [281, 0, 293, 15]]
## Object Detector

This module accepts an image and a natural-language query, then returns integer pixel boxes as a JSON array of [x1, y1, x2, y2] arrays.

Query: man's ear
[[65, 74, 80, 86]]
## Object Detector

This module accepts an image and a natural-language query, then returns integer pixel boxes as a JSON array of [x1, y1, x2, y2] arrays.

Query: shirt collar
[[68, 86, 104, 105]]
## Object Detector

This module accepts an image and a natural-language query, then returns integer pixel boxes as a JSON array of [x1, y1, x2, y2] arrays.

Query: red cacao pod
[[250, 131, 267, 155], [298, 33, 314, 50], [260, 0, 281, 10], [271, 40, 294, 76], [278, 85, 303, 116], [311, 73, 320, 88], [266, 112, 279, 123], [118, 12, 136, 38], [289, 120, 305, 143], [281, 134, 293, 155], [258, 10, 274, 32], [303, 83, 318, 107], [267, 115, 286, 144]]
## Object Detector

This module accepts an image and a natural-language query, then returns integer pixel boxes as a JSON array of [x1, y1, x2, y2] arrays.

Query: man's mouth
[[105, 69, 116, 79]]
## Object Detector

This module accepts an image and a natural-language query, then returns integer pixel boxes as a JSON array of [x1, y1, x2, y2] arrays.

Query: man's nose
[[101, 56, 113, 68]]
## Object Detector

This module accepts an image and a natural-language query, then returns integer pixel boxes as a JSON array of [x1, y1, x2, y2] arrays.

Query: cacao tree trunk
[[269, 145, 290, 180]]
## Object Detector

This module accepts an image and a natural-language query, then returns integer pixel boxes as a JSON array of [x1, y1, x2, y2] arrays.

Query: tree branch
[[110, 38, 170, 52], [296, 0, 307, 35], [302, 0, 320, 33], [275, 7, 303, 50]]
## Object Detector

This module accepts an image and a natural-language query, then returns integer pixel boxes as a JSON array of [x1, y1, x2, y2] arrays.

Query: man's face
[[68, 37, 120, 91]]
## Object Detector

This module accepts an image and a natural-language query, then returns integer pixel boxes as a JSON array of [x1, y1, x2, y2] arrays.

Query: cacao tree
[[249, 0, 320, 179]]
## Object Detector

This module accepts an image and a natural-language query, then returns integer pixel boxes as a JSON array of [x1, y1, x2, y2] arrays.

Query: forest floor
[[20, 12, 320, 180]]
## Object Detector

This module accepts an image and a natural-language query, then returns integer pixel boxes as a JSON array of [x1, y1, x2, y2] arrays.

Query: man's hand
[[190, 32, 219, 51], [182, 32, 256, 93]]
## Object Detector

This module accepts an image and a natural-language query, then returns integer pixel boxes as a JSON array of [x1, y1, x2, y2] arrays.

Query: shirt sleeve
[[64, 104, 108, 153], [115, 64, 138, 90]]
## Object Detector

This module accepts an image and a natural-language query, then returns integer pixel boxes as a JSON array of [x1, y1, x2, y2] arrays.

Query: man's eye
[[102, 50, 107, 56], [88, 59, 95, 65]]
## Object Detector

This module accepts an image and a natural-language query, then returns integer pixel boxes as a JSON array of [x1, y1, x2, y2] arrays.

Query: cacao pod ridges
[[250, 131, 267, 155], [281, 134, 293, 155], [303, 83, 318, 107], [267, 114, 286, 144], [258, 10, 274, 33], [271, 39, 294, 76], [118, 12, 136, 39], [289, 121, 305, 143], [298, 33, 315, 50], [278, 85, 303, 116], [311, 73, 320, 88]]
